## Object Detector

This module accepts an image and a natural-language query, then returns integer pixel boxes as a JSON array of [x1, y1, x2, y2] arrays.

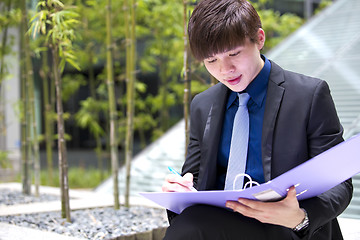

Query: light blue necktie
[[224, 93, 250, 190]]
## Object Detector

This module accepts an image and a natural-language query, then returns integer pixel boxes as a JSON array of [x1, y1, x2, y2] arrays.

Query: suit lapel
[[198, 84, 229, 190], [262, 61, 285, 181]]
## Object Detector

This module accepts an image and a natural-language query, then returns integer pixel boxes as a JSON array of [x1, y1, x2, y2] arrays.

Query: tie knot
[[237, 93, 250, 106]]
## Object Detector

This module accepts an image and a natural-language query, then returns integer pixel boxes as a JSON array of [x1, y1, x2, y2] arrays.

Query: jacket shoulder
[[269, 60, 330, 98], [191, 83, 227, 109]]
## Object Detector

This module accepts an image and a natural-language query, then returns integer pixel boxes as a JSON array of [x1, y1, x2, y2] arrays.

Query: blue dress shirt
[[216, 55, 271, 190]]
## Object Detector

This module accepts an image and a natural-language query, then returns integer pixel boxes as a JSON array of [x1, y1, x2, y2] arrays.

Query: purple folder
[[139, 133, 360, 214]]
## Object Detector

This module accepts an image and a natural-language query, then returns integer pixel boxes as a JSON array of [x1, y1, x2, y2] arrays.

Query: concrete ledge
[[0, 222, 84, 240], [2, 219, 359, 240], [0, 223, 167, 240], [152, 227, 167, 240], [338, 217, 360, 240]]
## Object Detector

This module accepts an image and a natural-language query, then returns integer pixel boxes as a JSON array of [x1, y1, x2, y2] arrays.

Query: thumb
[[183, 172, 194, 186], [287, 185, 298, 199]]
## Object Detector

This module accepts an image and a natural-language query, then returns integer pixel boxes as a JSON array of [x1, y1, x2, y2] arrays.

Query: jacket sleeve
[[296, 80, 353, 239]]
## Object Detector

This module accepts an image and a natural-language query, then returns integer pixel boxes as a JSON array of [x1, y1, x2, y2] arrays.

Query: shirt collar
[[227, 55, 271, 109], [227, 91, 238, 109]]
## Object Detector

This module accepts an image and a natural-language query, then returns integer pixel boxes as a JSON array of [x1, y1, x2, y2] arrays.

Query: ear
[[257, 28, 265, 50]]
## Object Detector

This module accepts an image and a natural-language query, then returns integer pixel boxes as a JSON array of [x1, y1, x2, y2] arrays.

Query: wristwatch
[[293, 208, 309, 232]]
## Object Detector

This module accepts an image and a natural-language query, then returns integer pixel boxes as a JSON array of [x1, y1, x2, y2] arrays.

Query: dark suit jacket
[[175, 61, 353, 240]]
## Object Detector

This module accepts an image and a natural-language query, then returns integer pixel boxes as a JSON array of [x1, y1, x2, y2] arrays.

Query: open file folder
[[139, 134, 360, 214]]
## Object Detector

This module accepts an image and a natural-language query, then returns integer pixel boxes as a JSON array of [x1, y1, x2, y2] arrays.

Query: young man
[[162, 0, 353, 239]]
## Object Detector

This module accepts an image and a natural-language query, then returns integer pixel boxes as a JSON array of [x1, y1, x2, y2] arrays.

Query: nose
[[219, 59, 235, 74]]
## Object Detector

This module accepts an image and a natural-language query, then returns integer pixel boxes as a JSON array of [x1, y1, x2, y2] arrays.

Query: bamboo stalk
[[20, 0, 31, 195], [52, 45, 71, 221], [0, 0, 12, 151], [124, 0, 136, 208], [106, 0, 120, 210], [183, 0, 190, 156], [22, 0, 40, 196]]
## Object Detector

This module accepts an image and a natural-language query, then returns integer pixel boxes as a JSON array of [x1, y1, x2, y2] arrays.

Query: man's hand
[[162, 172, 195, 192], [225, 186, 305, 229]]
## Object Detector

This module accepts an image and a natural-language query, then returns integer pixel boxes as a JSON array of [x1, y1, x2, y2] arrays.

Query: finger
[[162, 181, 193, 192], [225, 200, 243, 211], [166, 173, 194, 188], [164, 174, 194, 190], [182, 173, 195, 187], [226, 200, 262, 217], [161, 182, 172, 192], [183, 172, 193, 181], [237, 198, 262, 210]]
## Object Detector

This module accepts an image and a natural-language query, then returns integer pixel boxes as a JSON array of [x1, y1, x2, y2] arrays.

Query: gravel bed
[[0, 190, 169, 240], [0, 189, 60, 205]]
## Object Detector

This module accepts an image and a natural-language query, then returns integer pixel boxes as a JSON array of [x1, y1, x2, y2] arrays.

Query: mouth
[[226, 75, 242, 86]]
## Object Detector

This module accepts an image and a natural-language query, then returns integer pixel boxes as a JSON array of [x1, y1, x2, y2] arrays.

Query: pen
[[168, 166, 197, 192]]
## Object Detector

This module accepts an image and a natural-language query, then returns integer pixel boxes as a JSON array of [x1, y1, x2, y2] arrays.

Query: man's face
[[203, 31, 265, 92]]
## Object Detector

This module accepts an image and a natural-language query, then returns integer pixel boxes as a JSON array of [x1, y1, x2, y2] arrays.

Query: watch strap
[[293, 208, 309, 232]]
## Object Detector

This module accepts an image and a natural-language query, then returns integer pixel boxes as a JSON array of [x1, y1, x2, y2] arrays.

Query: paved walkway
[[0, 183, 360, 240]]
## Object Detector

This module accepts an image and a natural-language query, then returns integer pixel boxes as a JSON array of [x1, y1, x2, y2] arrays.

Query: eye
[[206, 58, 217, 64], [229, 51, 240, 57]]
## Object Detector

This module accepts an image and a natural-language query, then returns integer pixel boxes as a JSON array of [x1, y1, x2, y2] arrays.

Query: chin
[[227, 84, 246, 92]]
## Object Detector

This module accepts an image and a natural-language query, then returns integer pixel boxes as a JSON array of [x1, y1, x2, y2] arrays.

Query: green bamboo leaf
[[51, 0, 65, 8], [59, 58, 66, 73], [30, 21, 40, 38], [36, 1, 46, 9], [65, 58, 80, 71]]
